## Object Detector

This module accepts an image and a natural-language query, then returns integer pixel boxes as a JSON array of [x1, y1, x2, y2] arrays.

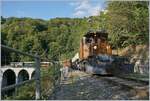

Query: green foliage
[[1, 17, 90, 62], [3, 83, 35, 100], [4, 63, 61, 100], [41, 63, 61, 79], [1, 1, 149, 99], [106, 1, 149, 48], [1, 1, 148, 62], [40, 63, 61, 100]]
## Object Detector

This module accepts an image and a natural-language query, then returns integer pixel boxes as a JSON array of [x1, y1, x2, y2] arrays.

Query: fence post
[[0, 70, 2, 100], [35, 54, 41, 100]]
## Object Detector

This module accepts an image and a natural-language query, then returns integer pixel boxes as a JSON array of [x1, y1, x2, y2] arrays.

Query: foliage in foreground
[[3, 63, 61, 100]]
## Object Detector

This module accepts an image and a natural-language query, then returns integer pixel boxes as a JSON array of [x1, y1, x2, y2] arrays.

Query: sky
[[1, 0, 107, 20]]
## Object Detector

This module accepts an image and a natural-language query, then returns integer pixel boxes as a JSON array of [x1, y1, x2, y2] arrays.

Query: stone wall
[[112, 45, 149, 75]]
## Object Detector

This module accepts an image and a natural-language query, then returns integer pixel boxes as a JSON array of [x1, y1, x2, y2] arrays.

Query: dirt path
[[49, 70, 149, 100]]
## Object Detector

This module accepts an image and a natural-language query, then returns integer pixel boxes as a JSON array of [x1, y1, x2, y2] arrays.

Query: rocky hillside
[[113, 45, 149, 74]]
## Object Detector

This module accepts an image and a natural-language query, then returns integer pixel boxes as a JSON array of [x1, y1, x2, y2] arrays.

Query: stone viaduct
[[0, 66, 35, 88]]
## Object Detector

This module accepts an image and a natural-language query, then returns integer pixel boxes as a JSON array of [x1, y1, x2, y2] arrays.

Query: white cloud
[[89, 6, 100, 16], [70, 0, 102, 17], [73, 10, 85, 17], [75, 0, 90, 11]]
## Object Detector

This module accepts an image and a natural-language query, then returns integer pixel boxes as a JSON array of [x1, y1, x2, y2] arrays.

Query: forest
[[1, 1, 149, 62]]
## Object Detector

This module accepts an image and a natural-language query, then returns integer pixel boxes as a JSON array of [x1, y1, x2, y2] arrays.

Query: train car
[[79, 30, 112, 60], [77, 30, 114, 75]]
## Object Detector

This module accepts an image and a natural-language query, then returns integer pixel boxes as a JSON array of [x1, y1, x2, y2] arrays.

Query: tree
[[106, 1, 149, 48]]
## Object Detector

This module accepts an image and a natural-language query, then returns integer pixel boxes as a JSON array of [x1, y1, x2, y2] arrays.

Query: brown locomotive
[[70, 30, 114, 74], [79, 30, 112, 60], [71, 30, 133, 75]]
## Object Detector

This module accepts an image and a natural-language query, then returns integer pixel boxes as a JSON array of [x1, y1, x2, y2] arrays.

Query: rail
[[0, 44, 41, 100]]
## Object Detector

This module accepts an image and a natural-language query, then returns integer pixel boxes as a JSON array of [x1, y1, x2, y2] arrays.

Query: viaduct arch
[[1, 66, 35, 87]]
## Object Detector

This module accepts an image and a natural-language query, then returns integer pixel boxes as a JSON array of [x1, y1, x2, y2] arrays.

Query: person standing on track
[[60, 66, 68, 81], [60, 60, 70, 81]]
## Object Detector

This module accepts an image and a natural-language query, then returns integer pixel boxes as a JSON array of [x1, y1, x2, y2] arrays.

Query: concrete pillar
[[16, 76, 18, 84], [29, 73, 32, 80], [15, 76, 18, 96]]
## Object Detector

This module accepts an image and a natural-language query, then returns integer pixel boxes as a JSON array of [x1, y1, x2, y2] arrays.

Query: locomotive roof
[[84, 30, 108, 39]]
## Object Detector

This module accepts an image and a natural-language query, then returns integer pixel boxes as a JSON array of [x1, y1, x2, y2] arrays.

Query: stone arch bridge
[[1, 66, 35, 88]]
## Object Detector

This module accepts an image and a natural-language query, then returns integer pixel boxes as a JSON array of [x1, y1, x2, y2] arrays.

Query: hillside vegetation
[[1, 1, 149, 62]]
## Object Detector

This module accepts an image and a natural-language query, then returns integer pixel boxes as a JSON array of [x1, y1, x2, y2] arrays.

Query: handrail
[[1, 45, 39, 58], [2, 79, 35, 92], [1, 44, 41, 100]]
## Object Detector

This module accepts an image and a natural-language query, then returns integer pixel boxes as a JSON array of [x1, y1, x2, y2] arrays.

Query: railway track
[[49, 70, 149, 100], [95, 75, 149, 100], [90, 74, 148, 99], [93, 74, 148, 87], [95, 75, 148, 90]]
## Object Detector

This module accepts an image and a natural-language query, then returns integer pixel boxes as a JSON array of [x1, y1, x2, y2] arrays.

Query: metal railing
[[0, 45, 41, 100]]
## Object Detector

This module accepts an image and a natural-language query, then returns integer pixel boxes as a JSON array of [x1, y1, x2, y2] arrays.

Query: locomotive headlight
[[106, 46, 110, 49], [93, 45, 97, 50]]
